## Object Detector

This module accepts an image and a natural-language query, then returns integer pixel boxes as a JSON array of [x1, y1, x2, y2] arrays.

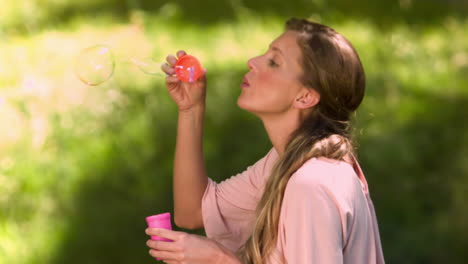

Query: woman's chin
[[237, 97, 267, 118], [237, 97, 251, 111], [238, 102, 263, 119]]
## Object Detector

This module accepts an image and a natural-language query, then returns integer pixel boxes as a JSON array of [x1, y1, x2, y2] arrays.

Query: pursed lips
[[241, 76, 250, 88]]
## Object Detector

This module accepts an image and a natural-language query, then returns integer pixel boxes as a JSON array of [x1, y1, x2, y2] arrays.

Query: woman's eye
[[268, 59, 279, 67]]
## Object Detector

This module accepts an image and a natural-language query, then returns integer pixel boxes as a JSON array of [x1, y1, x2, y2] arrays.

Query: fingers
[[165, 50, 187, 66], [163, 50, 186, 76], [165, 75, 180, 88], [161, 62, 175, 76], [166, 54, 177, 66], [149, 249, 181, 261], [176, 50, 186, 58], [146, 239, 178, 252], [146, 228, 182, 241]]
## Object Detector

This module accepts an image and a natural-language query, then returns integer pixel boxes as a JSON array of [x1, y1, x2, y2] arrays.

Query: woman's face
[[237, 30, 306, 116]]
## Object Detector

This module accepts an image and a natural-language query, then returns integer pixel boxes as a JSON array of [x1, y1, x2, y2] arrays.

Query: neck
[[260, 111, 304, 155]]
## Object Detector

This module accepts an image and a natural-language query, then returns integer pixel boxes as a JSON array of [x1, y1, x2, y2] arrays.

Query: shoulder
[[286, 157, 363, 202], [248, 148, 278, 183], [247, 147, 278, 172], [226, 148, 278, 190], [261, 147, 279, 168]]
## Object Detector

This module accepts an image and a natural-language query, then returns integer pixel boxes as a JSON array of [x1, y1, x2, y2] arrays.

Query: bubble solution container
[[174, 54, 204, 83], [146, 212, 173, 261], [146, 212, 173, 241]]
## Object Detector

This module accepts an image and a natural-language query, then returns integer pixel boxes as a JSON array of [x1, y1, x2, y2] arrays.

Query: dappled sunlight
[[0, 100, 25, 148], [0, 221, 28, 262], [0, 17, 282, 153], [0, 16, 288, 264]]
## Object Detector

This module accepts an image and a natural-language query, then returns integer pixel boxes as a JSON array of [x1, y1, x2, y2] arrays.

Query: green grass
[[1, 8, 467, 264]]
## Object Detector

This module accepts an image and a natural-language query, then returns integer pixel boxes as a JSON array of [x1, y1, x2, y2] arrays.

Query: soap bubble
[[129, 57, 165, 76], [75, 45, 115, 86]]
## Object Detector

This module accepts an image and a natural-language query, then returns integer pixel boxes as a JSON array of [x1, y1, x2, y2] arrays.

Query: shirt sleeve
[[281, 162, 345, 264], [202, 149, 277, 252]]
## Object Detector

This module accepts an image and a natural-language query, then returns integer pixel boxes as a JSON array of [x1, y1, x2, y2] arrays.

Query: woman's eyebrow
[[269, 45, 284, 57]]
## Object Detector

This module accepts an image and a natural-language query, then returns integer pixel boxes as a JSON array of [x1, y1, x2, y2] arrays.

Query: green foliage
[[2, 0, 468, 34], [1, 1, 467, 264]]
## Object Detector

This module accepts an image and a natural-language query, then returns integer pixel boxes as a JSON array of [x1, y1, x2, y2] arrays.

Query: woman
[[145, 18, 385, 264]]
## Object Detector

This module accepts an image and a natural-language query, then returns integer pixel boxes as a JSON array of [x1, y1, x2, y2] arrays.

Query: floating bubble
[[75, 45, 115, 86], [129, 57, 165, 76]]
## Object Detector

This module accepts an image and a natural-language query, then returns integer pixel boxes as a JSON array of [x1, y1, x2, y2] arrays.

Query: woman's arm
[[217, 244, 243, 264], [173, 105, 208, 229], [162, 51, 208, 229]]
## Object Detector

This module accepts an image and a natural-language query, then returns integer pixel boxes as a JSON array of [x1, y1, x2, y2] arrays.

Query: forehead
[[271, 31, 300, 52], [270, 31, 302, 64]]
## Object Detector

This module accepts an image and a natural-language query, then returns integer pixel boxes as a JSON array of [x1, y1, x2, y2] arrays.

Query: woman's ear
[[293, 87, 320, 109]]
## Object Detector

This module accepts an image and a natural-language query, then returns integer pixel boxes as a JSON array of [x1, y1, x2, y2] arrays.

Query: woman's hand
[[162, 50, 207, 112], [145, 228, 238, 264]]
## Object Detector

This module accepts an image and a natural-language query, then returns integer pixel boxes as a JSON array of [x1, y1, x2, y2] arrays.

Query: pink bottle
[[146, 212, 173, 260], [146, 212, 173, 241]]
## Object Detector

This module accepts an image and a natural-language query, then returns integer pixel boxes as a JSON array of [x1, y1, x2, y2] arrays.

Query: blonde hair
[[237, 18, 366, 263]]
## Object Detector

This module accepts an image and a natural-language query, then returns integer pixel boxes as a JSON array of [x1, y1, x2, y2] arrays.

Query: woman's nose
[[247, 57, 256, 70]]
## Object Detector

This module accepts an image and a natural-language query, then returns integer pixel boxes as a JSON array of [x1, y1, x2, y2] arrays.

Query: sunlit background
[[1, 0, 467, 263]]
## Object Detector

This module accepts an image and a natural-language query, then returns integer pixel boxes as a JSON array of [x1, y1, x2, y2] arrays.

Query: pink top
[[202, 148, 385, 263]]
